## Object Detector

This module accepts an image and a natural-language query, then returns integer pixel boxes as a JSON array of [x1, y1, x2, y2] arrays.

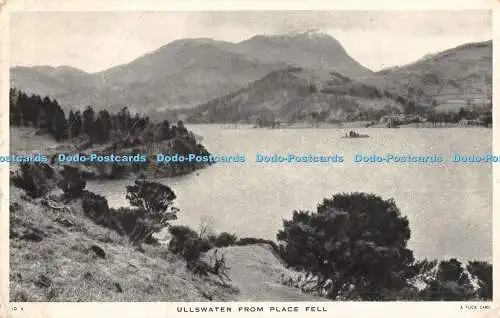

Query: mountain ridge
[[10, 31, 372, 112], [10, 33, 491, 115], [364, 39, 492, 110]]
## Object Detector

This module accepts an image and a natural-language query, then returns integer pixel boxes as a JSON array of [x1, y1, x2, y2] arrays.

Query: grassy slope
[[9, 186, 239, 301], [10, 127, 69, 154], [9, 184, 322, 302], [362, 41, 492, 108], [9, 127, 70, 175], [192, 68, 404, 123]]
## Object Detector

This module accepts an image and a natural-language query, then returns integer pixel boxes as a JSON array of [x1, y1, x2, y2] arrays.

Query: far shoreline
[[189, 122, 492, 129]]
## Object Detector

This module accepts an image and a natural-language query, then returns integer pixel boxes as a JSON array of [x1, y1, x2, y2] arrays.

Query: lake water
[[86, 125, 492, 262]]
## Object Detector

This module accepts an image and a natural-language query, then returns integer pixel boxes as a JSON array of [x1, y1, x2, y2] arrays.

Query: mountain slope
[[190, 67, 404, 123], [10, 31, 372, 112], [92, 39, 289, 111], [362, 40, 492, 111], [11, 35, 490, 115], [10, 66, 101, 107]]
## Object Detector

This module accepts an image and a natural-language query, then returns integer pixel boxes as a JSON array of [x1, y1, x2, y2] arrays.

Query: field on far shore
[[10, 127, 69, 154]]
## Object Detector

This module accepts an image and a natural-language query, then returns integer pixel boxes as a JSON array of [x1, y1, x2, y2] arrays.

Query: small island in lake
[[342, 131, 370, 138]]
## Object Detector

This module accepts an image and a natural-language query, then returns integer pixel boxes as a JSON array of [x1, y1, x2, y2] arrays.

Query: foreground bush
[[126, 180, 178, 224], [81, 179, 179, 246], [235, 237, 279, 253], [277, 192, 414, 300], [58, 165, 86, 200], [209, 232, 238, 247], [126, 180, 179, 245], [81, 191, 125, 234], [276, 193, 494, 301], [168, 225, 213, 263], [81, 191, 148, 243], [466, 261, 493, 300], [11, 163, 56, 198], [417, 258, 491, 301], [168, 225, 232, 281]]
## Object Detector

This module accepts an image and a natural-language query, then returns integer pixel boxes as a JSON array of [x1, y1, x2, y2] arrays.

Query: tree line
[[9, 88, 191, 145]]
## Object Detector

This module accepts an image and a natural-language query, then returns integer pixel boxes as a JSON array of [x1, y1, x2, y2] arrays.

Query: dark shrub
[[277, 192, 415, 300], [419, 259, 476, 300], [235, 237, 279, 253], [80, 191, 159, 245], [58, 165, 86, 199], [126, 180, 178, 223], [467, 260, 492, 300], [110, 207, 144, 235], [168, 225, 213, 263], [82, 191, 112, 224], [12, 163, 55, 198], [80, 179, 180, 246], [125, 179, 179, 245], [210, 232, 238, 247], [81, 190, 129, 235]]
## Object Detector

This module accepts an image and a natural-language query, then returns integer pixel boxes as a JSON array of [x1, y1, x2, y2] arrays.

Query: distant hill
[[10, 66, 101, 108], [362, 40, 492, 111], [10, 31, 372, 113], [188, 67, 405, 124]]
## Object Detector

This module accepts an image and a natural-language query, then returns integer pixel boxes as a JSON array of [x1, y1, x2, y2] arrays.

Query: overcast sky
[[10, 11, 492, 72]]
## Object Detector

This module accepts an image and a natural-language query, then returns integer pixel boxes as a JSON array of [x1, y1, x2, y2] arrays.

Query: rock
[[47, 190, 65, 201], [20, 228, 45, 242], [97, 235, 113, 243], [128, 263, 138, 269], [10, 202, 21, 212], [90, 245, 106, 259], [201, 290, 213, 300], [20, 194, 32, 202], [35, 274, 52, 288], [10, 272, 22, 282], [55, 217, 75, 227], [83, 272, 93, 280], [9, 230, 19, 239], [114, 282, 123, 293], [79, 166, 97, 179]]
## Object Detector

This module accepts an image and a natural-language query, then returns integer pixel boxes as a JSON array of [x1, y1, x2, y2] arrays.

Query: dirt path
[[214, 244, 326, 301]]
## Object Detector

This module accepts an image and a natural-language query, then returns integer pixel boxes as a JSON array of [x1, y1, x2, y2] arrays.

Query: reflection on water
[[87, 126, 492, 261]]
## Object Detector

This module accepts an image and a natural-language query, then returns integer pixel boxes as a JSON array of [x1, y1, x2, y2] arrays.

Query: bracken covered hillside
[[363, 40, 492, 111], [9, 184, 325, 302], [189, 67, 405, 124]]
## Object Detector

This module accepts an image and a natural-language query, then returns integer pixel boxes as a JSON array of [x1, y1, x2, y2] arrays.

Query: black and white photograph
[[7, 10, 493, 304]]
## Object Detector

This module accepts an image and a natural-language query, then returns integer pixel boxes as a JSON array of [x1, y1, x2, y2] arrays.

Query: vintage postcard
[[0, 1, 498, 317]]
